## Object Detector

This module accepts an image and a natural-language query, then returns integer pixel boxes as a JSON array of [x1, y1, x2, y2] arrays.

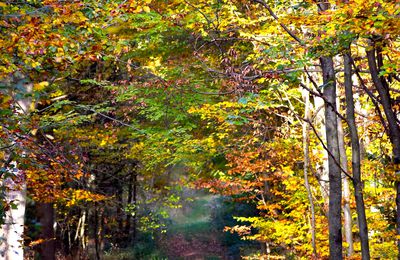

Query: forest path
[[160, 193, 227, 259]]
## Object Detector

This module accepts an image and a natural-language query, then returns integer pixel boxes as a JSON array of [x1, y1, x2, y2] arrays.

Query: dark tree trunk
[[94, 204, 101, 260], [317, 2, 343, 257], [125, 172, 133, 238], [116, 180, 124, 246], [132, 172, 137, 243], [320, 55, 343, 260], [125, 171, 138, 243], [38, 203, 55, 260], [344, 52, 370, 259], [366, 40, 400, 259]]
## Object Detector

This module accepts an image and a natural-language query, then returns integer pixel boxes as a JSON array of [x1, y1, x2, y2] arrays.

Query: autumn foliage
[[0, 0, 400, 259]]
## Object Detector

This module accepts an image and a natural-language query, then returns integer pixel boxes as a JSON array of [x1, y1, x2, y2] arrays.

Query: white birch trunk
[[337, 99, 354, 256], [0, 75, 32, 259], [0, 182, 27, 260], [314, 95, 329, 204]]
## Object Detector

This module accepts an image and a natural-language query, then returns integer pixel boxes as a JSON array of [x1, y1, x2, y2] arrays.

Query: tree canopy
[[0, 0, 400, 259]]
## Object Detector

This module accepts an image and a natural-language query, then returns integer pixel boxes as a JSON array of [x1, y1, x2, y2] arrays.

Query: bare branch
[[252, 0, 305, 46]]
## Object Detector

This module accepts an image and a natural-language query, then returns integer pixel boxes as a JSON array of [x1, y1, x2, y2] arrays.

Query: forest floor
[[160, 193, 228, 259], [104, 191, 249, 259]]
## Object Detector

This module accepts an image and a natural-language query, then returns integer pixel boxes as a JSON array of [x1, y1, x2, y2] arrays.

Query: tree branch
[[252, 0, 305, 46]]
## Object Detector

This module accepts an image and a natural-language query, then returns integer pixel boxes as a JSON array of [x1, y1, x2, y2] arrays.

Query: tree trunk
[[320, 55, 343, 259], [0, 74, 33, 260], [302, 87, 317, 257], [116, 179, 124, 246], [337, 103, 354, 257], [0, 182, 27, 260], [344, 52, 370, 259], [94, 203, 101, 260], [314, 95, 330, 206], [132, 172, 137, 243], [124, 171, 138, 244], [366, 41, 400, 259], [125, 173, 133, 239], [38, 203, 55, 260]]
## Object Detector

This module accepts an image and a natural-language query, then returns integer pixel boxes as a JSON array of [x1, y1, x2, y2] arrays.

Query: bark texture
[[337, 107, 354, 257], [344, 52, 370, 259], [0, 75, 33, 260], [302, 88, 317, 256], [38, 203, 55, 260], [320, 55, 343, 260], [0, 183, 26, 260]]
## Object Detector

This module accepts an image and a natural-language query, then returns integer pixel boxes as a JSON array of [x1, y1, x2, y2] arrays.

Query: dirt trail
[[161, 233, 225, 259], [159, 193, 228, 259]]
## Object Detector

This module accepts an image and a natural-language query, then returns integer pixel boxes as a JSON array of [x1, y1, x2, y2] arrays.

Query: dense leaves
[[0, 0, 399, 259]]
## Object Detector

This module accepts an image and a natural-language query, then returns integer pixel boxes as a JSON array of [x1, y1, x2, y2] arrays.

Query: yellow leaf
[[33, 81, 49, 91], [45, 134, 54, 140], [143, 6, 150, 12], [31, 61, 40, 68], [0, 2, 7, 7], [31, 129, 38, 136], [256, 77, 266, 83]]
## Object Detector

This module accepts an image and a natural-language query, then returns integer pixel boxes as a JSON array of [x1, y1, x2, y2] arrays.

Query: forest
[[0, 0, 399, 259]]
